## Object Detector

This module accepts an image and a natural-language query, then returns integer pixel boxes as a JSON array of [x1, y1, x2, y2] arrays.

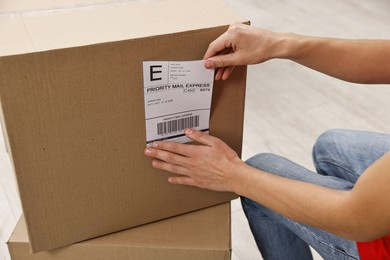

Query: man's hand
[[144, 128, 244, 192]]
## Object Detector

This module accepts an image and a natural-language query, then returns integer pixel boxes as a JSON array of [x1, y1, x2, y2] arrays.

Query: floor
[[1, 0, 390, 259]]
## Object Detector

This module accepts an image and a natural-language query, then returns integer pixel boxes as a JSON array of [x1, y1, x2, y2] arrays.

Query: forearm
[[233, 163, 355, 239], [277, 33, 390, 84]]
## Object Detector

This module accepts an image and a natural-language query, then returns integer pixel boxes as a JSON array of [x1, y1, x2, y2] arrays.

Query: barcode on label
[[157, 115, 199, 135]]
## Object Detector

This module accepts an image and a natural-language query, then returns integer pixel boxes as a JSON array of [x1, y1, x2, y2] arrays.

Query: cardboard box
[[8, 204, 231, 260], [0, 0, 247, 253]]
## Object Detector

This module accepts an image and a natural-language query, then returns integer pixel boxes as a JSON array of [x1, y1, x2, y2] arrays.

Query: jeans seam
[[315, 158, 359, 177], [296, 224, 358, 260]]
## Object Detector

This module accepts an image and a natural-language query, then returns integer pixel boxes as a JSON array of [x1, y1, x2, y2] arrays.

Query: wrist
[[276, 32, 303, 60], [228, 160, 256, 195]]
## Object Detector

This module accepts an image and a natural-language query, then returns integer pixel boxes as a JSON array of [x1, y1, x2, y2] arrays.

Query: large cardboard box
[[7, 204, 231, 260], [0, 0, 247, 253]]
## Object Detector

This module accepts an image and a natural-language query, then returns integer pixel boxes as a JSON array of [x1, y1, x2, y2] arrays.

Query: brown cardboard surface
[[0, 0, 247, 253], [8, 203, 231, 260]]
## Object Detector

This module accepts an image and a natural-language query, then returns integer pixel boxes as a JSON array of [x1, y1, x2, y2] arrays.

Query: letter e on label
[[143, 61, 168, 86], [150, 65, 162, 81]]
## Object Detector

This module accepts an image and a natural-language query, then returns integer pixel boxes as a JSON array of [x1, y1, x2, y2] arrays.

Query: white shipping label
[[143, 60, 214, 146]]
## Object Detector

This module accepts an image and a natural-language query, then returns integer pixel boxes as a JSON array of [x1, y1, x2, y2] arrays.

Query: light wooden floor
[[1, 0, 390, 259]]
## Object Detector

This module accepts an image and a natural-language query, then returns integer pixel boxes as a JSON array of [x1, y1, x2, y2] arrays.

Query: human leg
[[242, 153, 359, 260], [312, 129, 390, 183]]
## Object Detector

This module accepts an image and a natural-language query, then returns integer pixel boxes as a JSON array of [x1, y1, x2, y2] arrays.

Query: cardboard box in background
[[0, 0, 247, 253], [8, 204, 231, 260]]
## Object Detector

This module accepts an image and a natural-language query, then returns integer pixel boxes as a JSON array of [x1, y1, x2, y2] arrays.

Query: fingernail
[[185, 128, 193, 135], [144, 148, 151, 155], [152, 142, 158, 148], [205, 59, 213, 68], [152, 160, 159, 167]]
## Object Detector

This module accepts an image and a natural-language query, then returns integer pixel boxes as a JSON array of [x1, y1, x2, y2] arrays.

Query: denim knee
[[312, 129, 346, 165], [313, 129, 343, 155], [245, 153, 287, 176]]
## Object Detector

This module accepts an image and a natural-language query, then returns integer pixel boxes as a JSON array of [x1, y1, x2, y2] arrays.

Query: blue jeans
[[241, 129, 390, 260]]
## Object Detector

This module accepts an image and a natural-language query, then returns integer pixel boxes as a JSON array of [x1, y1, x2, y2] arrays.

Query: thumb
[[205, 53, 236, 68]]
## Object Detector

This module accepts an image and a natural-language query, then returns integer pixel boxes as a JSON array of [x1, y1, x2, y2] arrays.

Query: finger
[[214, 68, 224, 80], [184, 128, 219, 147], [151, 159, 191, 176], [144, 146, 189, 166], [204, 46, 233, 69], [203, 32, 230, 60], [168, 176, 199, 187], [205, 52, 238, 68], [151, 140, 194, 157], [222, 66, 235, 80]]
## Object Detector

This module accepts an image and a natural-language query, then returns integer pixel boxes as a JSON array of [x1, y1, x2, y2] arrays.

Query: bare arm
[[235, 149, 390, 241], [144, 129, 390, 241], [287, 35, 390, 84], [204, 23, 390, 84]]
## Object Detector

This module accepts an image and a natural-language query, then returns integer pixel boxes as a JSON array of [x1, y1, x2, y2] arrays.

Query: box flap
[[8, 216, 29, 244], [0, 0, 108, 13], [85, 203, 231, 249], [0, 0, 247, 57], [8, 204, 231, 260]]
